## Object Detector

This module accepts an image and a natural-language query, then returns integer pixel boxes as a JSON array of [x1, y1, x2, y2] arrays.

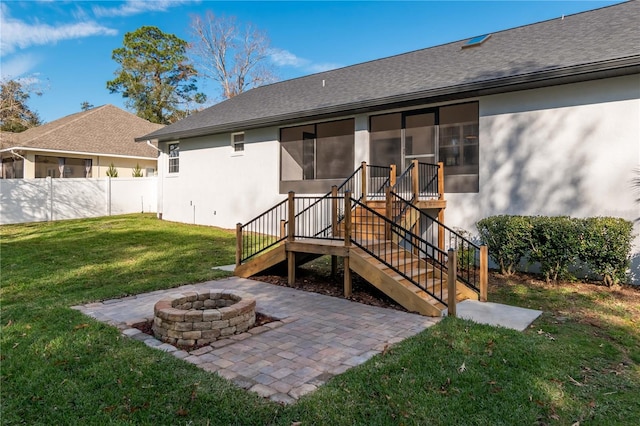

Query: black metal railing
[[336, 164, 364, 199], [366, 164, 391, 199], [418, 162, 440, 198], [238, 198, 288, 263], [389, 192, 481, 292], [335, 163, 392, 201], [393, 162, 415, 201], [350, 197, 448, 305], [292, 196, 342, 240]]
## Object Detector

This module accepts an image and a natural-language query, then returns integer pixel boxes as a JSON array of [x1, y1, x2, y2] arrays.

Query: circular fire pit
[[152, 290, 255, 348]]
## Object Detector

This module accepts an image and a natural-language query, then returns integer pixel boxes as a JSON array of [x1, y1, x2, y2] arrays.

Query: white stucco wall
[[157, 74, 640, 281], [445, 75, 640, 282], [158, 127, 284, 228]]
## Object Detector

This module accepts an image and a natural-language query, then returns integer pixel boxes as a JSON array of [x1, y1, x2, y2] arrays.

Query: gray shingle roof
[[4, 105, 164, 158], [141, 1, 640, 142]]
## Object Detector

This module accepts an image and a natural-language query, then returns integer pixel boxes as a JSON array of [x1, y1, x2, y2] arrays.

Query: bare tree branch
[[189, 12, 277, 100]]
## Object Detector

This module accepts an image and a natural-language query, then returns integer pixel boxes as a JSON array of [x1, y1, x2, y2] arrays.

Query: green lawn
[[2, 214, 639, 425]]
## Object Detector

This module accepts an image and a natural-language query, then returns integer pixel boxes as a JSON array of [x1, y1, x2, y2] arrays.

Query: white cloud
[[269, 48, 307, 67], [0, 54, 41, 80], [0, 5, 117, 56], [269, 48, 342, 74], [93, 0, 198, 18]]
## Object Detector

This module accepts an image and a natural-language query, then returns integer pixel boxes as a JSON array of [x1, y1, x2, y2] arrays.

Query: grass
[[2, 214, 639, 425]]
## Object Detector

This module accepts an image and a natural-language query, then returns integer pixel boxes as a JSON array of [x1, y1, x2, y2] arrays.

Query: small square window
[[232, 133, 244, 152]]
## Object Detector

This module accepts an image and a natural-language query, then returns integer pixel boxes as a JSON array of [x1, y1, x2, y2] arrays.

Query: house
[[139, 1, 640, 286], [1, 104, 163, 179]]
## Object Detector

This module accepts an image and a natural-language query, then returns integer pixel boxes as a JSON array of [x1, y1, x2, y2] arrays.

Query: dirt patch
[[251, 258, 407, 312]]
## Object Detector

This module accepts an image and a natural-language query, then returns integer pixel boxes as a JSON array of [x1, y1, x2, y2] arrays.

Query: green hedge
[[477, 215, 633, 285]]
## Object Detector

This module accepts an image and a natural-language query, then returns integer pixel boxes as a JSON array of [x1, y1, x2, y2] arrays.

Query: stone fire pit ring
[[152, 290, 255, 348]]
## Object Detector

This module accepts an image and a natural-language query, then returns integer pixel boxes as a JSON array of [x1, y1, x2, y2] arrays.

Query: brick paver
[[73, 276, 440, 404]]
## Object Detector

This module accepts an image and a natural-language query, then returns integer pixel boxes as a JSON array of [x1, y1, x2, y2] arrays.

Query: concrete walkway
[[73, 276, 542, 404]]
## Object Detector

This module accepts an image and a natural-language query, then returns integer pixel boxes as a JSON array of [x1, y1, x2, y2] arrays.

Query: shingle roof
[[141, 0, 640, 142], [3, 105, 164, 158]]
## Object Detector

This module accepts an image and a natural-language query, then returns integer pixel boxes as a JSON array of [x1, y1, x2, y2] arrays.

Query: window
[[280, 119, 354, 183], [1, 157, 23, 179], [232, 133, 245, 152], [462, 34, 491, 48], [34, 156, 91, 178], [168, 143, 179, 173], [369, 102, 479, 193]]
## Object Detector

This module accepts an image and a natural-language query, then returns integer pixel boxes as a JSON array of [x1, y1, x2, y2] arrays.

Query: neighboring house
[[1, 104, 163, 179], [140, 2, 640, 280]]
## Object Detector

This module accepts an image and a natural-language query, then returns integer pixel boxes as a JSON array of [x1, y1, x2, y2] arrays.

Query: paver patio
[[73, 276, 440, 404]]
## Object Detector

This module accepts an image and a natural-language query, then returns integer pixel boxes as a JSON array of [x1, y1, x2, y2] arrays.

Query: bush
[[578, 217, 633, 286], [132, 163, 143, 177], [477, 215, 531, 276], [477, 215, 634, 285], [527, 216, 580, 283], [106, 163, 118, 178]]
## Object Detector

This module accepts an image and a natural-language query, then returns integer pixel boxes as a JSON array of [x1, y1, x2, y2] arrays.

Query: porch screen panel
[[280, 125, 314, 181], [370, 113, 401, 175], [405, 112, 436, 159], [34, 155, 89, 178], [439, 103, 479, 193], [315, 119, 354, 179]]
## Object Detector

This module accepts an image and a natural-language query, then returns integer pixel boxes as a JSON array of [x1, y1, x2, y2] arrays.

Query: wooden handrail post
[[344, 190, 353, 297], [287, 191, 295, 242], [437, 161, 445, 200], [385, 186, 392, 240], [331, 185, 338, 238], [235, 223, 242, 267], [437, 209, 445, 259], [480, 245, 489, 302], [411, 159, 419, 203], [280, 219, 286, 239], [344, 191, 352, 247], [390, 164, 396, 187], [361, 161, 367, 203], [448, 249, 457, 317]]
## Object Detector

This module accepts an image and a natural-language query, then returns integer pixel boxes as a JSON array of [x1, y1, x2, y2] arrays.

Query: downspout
[[9, 149, 27, 161]]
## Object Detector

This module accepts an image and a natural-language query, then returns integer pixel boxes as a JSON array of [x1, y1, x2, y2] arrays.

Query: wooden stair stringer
[[234, 244, 287, 278], [349, 247, 445, 317]]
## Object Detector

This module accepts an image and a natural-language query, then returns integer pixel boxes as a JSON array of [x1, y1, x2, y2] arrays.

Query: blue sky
[[1, 0, 623, 123]]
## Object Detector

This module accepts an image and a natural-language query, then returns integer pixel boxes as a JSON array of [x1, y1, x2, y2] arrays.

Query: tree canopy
[[107, 26, 205, 124], [0, 79, 42, 132], [189, 12, 276, 100]]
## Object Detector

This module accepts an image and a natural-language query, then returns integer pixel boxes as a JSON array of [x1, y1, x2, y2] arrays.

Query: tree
[[107, 26, 205, 124], [189, 12, 276, 100], [80, 101, 94, 111], [0, 79, 43, 132]]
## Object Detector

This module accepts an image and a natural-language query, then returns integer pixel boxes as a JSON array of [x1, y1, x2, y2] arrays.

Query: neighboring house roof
[[3, 104, 164, 159], [0, 132, 19, 151], [140, 1, 640, 142]]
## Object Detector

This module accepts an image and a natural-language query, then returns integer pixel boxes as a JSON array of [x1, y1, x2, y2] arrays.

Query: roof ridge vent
[[462, 34, 491, 49]]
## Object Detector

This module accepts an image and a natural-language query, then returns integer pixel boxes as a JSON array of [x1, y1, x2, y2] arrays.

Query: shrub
[[578, 217, 633, 286], [106, 163, 118, 177], [527, 216, 581, 283], [478, 214, 634, 285], [132, 163, 143, 177], [477, 215, 531, 276]]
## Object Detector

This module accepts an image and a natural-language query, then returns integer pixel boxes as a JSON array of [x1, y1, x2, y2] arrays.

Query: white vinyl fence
[[0, 177, 157, 225]]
